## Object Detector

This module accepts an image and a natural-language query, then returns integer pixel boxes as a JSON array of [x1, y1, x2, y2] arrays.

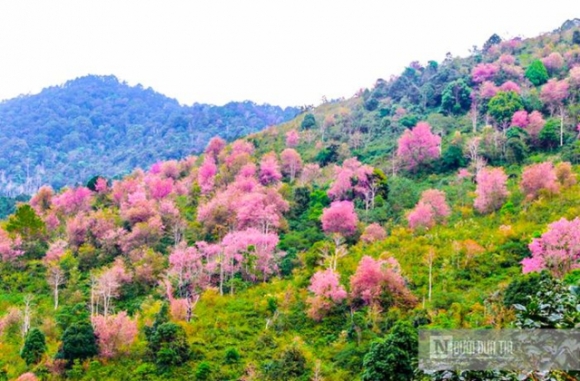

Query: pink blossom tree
[[52, 187, 92, 215], [396, 122, 441, 171], [511, 110, 529, 128], [306, 268, 347, 320], [542, 52, 564, 74], [479, 81, 499, 99], [474, 167, 509, 214], [91, 258, 132, 317], [168, 243, 209, 297], [527, 111, 546, 139], [499, 81, 521, 94], [522, 217, 580, 277], [91, 311, 138, 359], [285, 129, 300, 147], [350, 256, 416, 308], [259, 152, 282, 185], [540, 79, 569, 146], [300, 163, 321, 185], [30, 186, 54, 214], [280, 148, 302, 181], [205, 136, 226, 158], [198, 156, 218, 194], [0, 229, 23, 262], [361, 223, 386, 243], [407, 202, 435, 230], [520, 162, 559, 201], [472, 63, 499, 83], [321, 201, 358, 244]]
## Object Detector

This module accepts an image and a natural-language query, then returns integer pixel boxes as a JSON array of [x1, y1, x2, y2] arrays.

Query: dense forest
[[0, 75, 299, 195], [2, 19, 580, 381]]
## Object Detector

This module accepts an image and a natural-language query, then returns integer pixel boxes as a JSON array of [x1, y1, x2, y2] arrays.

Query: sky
[[0, 1, 577, 107]]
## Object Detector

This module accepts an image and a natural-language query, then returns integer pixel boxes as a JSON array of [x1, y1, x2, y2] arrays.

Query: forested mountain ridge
[[2, 20, 580, 381], [0, 75, 299, 195]]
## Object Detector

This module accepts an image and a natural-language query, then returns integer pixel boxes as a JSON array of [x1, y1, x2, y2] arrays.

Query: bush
[[21, 328, 47, 365]]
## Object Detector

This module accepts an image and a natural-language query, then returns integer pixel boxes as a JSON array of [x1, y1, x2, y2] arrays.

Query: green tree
[[487, 91, 523, 129], [539, 119, 560, 149], [21, 328, 47, 365], [5, 204, 45, 244], [505, 127, 528, 164], [440, 144, 466, 172], [301, 113, 316, 130], [145, 304, 190, 370], [57, 321, 98, 365], [361, 321, 418, 381], [525, 60, 549, 86], [441, 79, 472, 115], [263, 346, 309, 380], [483, 33, 502, 52], [573, 30, 580, 45]]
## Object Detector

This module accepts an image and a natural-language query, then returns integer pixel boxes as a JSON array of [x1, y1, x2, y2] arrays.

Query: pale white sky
[[0, 1, 577, 107]]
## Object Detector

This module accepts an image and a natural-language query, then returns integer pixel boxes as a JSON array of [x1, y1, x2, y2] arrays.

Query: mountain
[[2, 20, 580, 381], [0, 75, 299, 194]]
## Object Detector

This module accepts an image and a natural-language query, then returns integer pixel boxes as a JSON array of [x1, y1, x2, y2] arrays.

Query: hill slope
[[2, 20, 580, 381], [0, 75, 299, 194]]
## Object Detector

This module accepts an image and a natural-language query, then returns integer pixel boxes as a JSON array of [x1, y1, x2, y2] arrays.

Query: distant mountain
[[0, 75, 299, 194]]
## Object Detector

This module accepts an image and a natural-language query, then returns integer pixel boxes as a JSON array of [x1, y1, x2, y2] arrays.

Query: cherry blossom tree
[[350, 256, 416, 308], [499, 81, 521, 94], [300, 163, 321, 185], [91, 258, 132, 317], [527, 111, 546, 139], [407, 202, 435, 230], [520, 162, 559, 201], [280, 148, 302, 181], [91, 311, 138, 359], [198, 156, 218, 194], [522, 217, 580, 278], [479, 81, 499, 99], [205, 136, 226, 158], [306, 268, 347, 321], [285, 129, 300, 147], [52, 187, 92, 215], [396, 122, 441, 171], [471, 63, 499, 83], [541, 52, 564, 74], [407, 189, 450, 230], [511, 110, 529, 128], [0, 229, 23, 262], [168, 243, 209, 297], [474, 167, 509, 214], [361, 223, 386, 243], [321, 201, 358, 244], [259, 152, 282, 185], [30, 186, 54, 214], [540, 79, 569, 146]]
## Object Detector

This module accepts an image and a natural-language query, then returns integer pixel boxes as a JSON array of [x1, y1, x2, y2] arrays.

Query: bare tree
[[47, 265, 66, 310]]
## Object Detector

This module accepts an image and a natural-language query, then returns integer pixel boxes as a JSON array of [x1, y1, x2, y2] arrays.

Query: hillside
[[0, 75, 299, 195], [2, 20, 580, 381]]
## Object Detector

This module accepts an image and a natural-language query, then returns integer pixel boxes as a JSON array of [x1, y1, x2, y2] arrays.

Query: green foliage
[[225, 347, 241, 364], [440, 79, 472, 115], [301, 113, 317, 130], [56, 303, 91, 331], [195, 361, 212, 380], [483, 33, 502, 52], [361, 321, 417, 381], [145, 305, 190, 370], [315, 144, 339, 166], [263, 346, 310, 381], [57, 321, 98, 365], [86, 175, 107, 191], [525, 59, 549, 86], [440, 144, 466, 172], [505, 127, 529, 164], [21, 328, 47, 365], [539, 119, 560, 149], [487, 91, 523, 127], [503, 272, 543, 307]]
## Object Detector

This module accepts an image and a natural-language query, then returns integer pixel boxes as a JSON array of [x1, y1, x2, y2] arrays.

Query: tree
[[474, 167, 509, 214], [471, 63, 499, 83], [540, 79, 569, 146], [321, 201, 358, 243], [361, 321, 418, 381], [91, 258, 132, 317], [525, 60, 549, 86], [0, 228, 23, 262], [280, 149, 302, 182], [487, 91, 523, 129], [574, 30, 580, 45], [555, 161, 577, 187], [483, 33, 502, 52], [541, 52, 564, 74], [92, 311, 138, 359], [361, 223, 386, 243], [205, 136, 226, 158], [396, 122, 441, 171], [285, 129, 299, 147], [306, 268, 347, 320], [47, 264, 65, 310], [264, 346, 309, 381], [145, 305, 190, 370], [57, 321, 98, 365], [198, 156, 217, 194], [301, 113, 316, 129], [441, 79, 472, 114], [407, 189, 450, 230], [259, 152, 282, 185], [520, 162, 559, 201], [21, 328, 46, 365], [521, 217, 580, 278], [350, 256, 416, 308], [5, 204, 45, 252]]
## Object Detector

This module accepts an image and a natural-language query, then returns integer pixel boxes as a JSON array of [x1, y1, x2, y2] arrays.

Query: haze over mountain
[[0, 75, 299, 195]]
